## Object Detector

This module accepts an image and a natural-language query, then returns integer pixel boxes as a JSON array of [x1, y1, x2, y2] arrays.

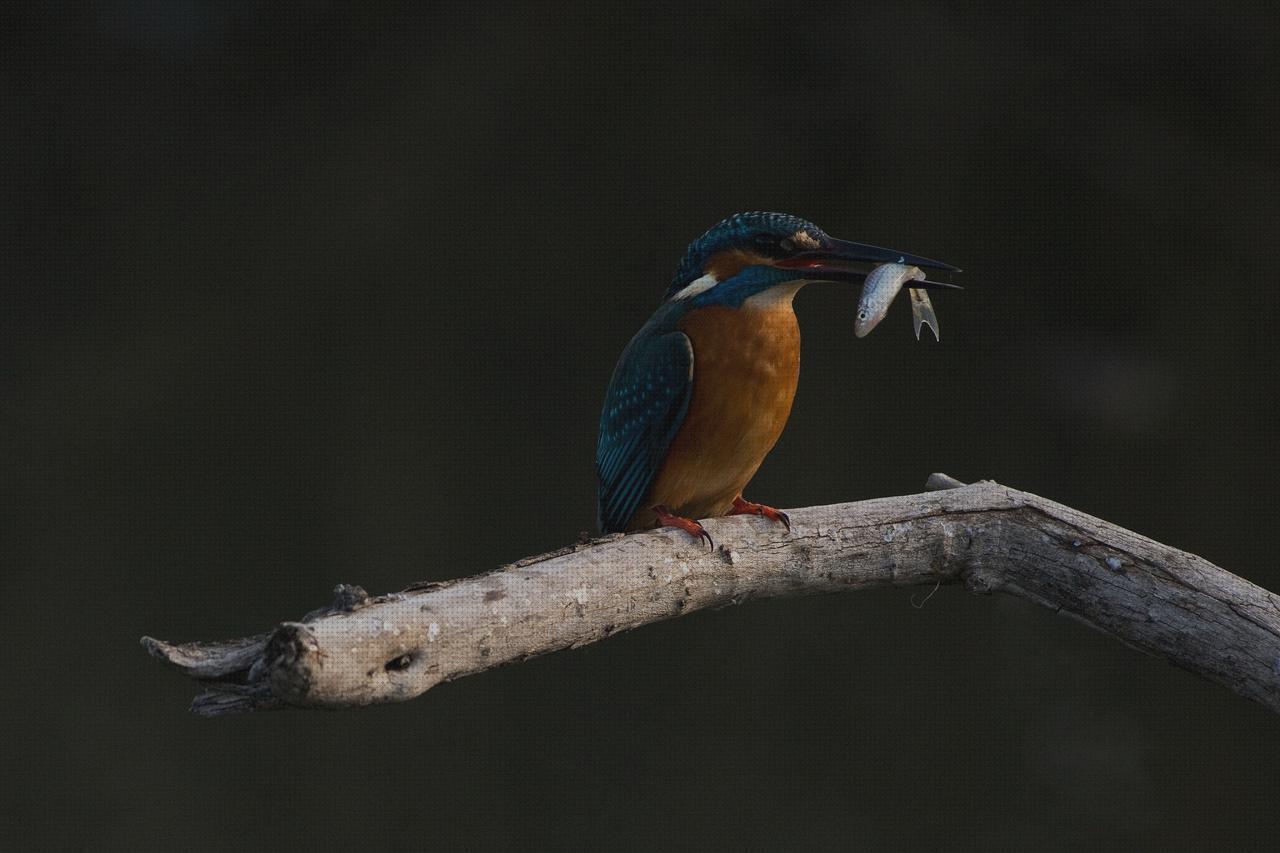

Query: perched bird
[[595, 212, 958, 544]]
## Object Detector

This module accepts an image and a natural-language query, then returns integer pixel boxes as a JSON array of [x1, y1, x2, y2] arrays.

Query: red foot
[[729, 495, 791, 532], [652, 505, 714, 549]]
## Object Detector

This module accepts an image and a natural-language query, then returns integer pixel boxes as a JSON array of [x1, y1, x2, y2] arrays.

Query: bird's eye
[[780, 237, 795, 252]]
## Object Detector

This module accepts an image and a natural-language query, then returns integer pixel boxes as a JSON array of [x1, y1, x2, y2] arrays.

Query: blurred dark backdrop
[[5, 1, 1280, 849]]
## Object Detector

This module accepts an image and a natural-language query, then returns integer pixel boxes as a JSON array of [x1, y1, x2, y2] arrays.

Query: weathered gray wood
[[142, 476, 1280, 716]]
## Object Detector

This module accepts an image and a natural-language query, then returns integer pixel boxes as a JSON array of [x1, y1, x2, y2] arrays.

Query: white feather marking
[[743, 281, 805, 309], [669, 273, 719, 302]]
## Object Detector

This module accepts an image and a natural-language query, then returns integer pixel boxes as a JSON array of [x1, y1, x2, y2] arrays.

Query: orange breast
[[632, 291, 801, 529]]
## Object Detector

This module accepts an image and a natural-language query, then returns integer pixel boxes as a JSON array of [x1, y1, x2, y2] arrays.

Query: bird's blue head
[[663, 211, 958, 307]]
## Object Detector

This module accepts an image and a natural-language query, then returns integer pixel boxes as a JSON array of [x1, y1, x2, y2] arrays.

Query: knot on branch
[[302, 583, 371, 621], [264, 622, 320, 703]]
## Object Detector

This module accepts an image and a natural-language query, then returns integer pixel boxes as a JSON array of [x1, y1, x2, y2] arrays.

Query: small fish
[[854, 263, 924, 338]]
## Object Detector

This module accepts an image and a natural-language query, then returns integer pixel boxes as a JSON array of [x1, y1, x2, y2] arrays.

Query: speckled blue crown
[[666, 212, 827, 300]]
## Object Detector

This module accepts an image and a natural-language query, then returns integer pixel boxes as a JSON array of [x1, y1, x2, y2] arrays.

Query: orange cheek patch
[[703, 249, 773, 281]]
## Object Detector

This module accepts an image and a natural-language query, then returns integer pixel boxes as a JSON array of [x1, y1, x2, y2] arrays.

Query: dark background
[[6, 1, 1280, 849]]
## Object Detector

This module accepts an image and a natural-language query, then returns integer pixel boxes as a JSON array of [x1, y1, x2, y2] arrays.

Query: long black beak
[[775, 237, 962, 289]]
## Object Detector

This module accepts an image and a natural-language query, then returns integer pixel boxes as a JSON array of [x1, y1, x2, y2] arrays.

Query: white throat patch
[[743, 281, 805, 309]]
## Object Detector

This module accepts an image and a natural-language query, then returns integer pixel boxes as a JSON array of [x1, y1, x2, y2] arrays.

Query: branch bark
[[142, 476, 1280, 716]]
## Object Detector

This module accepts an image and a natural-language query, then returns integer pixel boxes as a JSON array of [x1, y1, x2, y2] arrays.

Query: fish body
[[853, 263, 924, 338]]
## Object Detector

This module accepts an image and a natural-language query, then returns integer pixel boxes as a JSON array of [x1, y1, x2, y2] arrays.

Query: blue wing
[[596, 330, 694, 533]]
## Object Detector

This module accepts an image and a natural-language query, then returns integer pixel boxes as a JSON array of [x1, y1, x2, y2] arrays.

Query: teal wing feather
[[595, 330, 694, 533]]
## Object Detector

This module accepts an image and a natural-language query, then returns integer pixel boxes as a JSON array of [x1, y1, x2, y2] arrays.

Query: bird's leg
[[729, 495, 791, 532], [651, 505, 714, 549]]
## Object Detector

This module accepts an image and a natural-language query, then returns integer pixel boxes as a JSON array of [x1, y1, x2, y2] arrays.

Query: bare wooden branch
[[142, 475, 1280, 716]]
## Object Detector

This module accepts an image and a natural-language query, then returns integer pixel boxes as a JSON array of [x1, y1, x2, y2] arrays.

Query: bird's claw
[[652, 505, 714, 549], [730, 495, 791, 532]]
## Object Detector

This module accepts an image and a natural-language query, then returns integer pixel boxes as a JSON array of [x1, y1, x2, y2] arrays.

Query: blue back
[[595, 305, 694, 532]]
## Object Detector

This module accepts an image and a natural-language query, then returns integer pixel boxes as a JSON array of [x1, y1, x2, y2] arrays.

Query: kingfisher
[[595, 211, 958, 545]]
